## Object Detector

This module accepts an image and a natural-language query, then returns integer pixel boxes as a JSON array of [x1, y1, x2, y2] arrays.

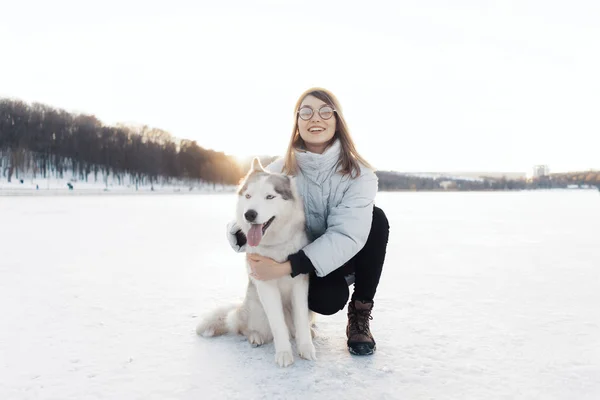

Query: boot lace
[[349, 307, 373, 337]]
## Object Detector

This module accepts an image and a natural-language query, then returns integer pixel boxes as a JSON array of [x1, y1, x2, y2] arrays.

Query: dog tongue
[[247, 224, 263, 247]]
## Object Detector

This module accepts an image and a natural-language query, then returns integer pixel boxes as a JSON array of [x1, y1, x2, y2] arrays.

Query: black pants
[[308, 206, 390, 315]]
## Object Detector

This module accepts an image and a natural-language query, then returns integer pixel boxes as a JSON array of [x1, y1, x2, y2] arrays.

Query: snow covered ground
[[0, 174, 234, 195], [1, 190, 599, 399]]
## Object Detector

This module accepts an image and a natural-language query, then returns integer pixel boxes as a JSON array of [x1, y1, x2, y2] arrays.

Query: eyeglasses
[[297, 105, 336, 121]]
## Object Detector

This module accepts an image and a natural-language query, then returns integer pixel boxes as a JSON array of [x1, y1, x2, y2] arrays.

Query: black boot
[[346, 300, 376, 356]]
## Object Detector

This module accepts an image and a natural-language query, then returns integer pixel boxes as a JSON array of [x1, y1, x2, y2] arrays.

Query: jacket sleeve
[[300, 168, 378, 277]]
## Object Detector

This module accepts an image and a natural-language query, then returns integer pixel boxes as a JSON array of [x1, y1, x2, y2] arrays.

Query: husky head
[[236, 158, 304, 247]]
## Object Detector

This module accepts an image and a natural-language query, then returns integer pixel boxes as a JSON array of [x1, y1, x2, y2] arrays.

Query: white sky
[[1, 0, 598, 173]]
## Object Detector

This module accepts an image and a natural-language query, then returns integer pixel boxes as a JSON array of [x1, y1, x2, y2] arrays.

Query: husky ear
[[250, 157, 265, 173]]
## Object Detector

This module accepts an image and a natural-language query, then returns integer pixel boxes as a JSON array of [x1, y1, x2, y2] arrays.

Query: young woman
[[228, 87, 389, 356]]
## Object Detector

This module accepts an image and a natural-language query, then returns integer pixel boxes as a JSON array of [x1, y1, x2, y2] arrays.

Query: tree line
[[0, 98, 244, 186], [376, 171, 600, 191], [2, 97, 597, 192]]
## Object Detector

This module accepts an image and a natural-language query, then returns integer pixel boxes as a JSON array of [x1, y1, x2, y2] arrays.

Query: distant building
[[532, 165, 549, 178], [439, 180, 457, 190]]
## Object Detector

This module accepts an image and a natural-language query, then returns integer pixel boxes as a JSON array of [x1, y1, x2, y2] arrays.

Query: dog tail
[[196, 304, 245, 337]]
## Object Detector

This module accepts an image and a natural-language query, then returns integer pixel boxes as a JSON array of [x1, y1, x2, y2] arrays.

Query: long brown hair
[[282, 87, 373, 178]]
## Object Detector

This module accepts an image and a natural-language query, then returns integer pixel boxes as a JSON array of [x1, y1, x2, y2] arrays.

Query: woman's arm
[[289, 169, 378, 278]]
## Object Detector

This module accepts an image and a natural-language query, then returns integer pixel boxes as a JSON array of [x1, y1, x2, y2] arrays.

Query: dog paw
[[200, 328, 215, 337], [275, 350, 294, 367], [247, 331, 265, 347], [195, 322, 215, 337], [297, 341, 317, 361]]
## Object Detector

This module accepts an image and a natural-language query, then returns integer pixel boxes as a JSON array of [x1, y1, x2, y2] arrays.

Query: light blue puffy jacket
[[266, 139, 378, 277]]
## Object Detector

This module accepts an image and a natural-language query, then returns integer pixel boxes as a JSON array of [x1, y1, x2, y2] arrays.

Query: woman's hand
[[246, 254, 292, 281]]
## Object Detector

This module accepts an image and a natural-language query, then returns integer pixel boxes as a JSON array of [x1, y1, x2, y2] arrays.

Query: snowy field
[[0, 174, 234, 195], [1, 190, 599, 400]]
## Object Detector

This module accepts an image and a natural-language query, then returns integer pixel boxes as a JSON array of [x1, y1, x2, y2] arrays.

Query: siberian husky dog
[[196, 158, 316, 367]]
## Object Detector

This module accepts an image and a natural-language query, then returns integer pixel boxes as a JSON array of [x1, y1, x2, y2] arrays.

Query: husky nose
[[244, 210, 258, 222]]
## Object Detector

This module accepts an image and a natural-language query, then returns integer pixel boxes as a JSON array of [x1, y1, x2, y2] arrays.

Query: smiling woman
[[296, 100, 337, 154], [282, 89, 372, 178], [227, 87, 391, 356]]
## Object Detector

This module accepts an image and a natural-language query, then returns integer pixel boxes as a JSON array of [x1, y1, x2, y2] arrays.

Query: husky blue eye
[[266, 195, 275, 200]]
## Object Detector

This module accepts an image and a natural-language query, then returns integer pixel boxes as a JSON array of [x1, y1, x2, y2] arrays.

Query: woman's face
[[297, 95, 336, 154]]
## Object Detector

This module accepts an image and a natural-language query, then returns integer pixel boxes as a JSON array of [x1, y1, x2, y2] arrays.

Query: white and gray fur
[[196, 157, 316, 367]]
